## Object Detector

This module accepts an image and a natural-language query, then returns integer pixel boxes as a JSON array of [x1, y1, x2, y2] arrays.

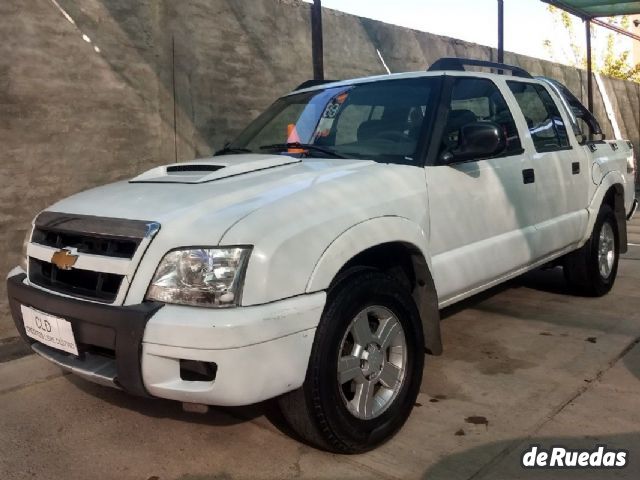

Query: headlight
[[146, 247, 251, 307]]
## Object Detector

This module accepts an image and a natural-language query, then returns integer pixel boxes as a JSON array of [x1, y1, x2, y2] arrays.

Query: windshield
[[227, 77, 440, 164]]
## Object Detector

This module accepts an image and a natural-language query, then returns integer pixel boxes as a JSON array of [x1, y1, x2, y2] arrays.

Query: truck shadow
[[65, 374, 265, 427], [66, 372, 322, 449], [439, 264, 640, 383], [440, 266, 575, 322], [64, 372, 304, 440]]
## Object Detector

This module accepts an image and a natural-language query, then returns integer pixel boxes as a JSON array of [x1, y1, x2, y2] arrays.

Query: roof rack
[[428, 58, 532, 79], [294, 79, 340, 91]]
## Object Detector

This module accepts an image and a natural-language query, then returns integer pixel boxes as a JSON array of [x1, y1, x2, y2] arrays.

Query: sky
[[303, 0, 635, 67]]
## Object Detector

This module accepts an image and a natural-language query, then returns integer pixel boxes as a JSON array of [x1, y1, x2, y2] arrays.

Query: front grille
[[27, 212, 159, 304], [32, 228, 138, 259], [29, 258, 123, 303]]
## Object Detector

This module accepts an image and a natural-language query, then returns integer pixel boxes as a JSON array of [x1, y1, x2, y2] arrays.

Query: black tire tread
[[278, 269, 424, 454], [564, 204, 619, 297]]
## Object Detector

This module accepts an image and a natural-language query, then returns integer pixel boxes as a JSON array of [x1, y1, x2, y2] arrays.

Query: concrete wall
[[1, 0, 639, 336]]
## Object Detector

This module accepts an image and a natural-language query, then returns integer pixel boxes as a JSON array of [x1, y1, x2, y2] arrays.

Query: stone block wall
[[1, 0, 638, 335]]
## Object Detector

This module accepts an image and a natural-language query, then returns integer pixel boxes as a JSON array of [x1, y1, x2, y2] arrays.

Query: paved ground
[[1, 214, 639, 480]]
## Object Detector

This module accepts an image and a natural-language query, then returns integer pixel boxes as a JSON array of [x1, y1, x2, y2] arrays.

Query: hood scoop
[[166, 164, 224, 173], [130, 154, 301, 184]]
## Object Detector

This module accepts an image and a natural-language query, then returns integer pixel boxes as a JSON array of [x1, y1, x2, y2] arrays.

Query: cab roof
[[289, 70, 542, 96], [289, 57, 539, 95]]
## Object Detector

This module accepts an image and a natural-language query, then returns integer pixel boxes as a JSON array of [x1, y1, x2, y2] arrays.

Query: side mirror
[[443, 121, 506, 163]]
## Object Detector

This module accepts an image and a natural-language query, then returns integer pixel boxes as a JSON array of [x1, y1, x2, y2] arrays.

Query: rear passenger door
[[506, 81, 588, 257], [426, 76, 538, 305]]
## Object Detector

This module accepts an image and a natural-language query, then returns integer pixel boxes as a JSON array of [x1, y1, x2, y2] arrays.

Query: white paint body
[[12, 71, 636, 405]]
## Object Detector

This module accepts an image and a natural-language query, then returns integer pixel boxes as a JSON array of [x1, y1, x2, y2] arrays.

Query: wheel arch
[[306, 217, 442, 355], [587, 174, 628, 254]]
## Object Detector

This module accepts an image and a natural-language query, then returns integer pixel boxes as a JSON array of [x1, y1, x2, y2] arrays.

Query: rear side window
[[507, 82, 570, 152], [439, 78, 523, 161], [541, 77, 603, 138]]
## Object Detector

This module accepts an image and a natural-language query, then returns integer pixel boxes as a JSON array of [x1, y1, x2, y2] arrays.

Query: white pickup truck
[[7, 58, 637, 453]]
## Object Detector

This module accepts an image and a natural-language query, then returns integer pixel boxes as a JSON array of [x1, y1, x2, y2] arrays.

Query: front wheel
[[278, 270, 425, 453], [564, 204, 620, 297]]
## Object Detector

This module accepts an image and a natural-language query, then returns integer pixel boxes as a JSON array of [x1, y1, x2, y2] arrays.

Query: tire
[[564, 204, 619, 297], [278, 270, 425, 453]]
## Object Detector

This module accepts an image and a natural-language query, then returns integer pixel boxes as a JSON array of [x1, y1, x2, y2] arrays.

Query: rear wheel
[[564, 204, 619, 297], [278, 270, 424, 453]]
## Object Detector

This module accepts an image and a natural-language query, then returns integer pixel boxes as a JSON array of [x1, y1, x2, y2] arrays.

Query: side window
[[439, 78, 522, 161], [507, 82, 570, 152]]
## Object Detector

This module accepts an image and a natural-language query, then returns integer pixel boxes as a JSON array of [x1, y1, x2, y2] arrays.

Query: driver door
[[426, 76, 538, 306]]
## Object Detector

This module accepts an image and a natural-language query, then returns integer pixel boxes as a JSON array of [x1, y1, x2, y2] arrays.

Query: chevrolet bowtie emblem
[[51, 248, 79, 270]]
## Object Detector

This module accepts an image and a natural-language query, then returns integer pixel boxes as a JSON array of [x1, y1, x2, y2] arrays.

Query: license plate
[[21, 305, 78, 355]]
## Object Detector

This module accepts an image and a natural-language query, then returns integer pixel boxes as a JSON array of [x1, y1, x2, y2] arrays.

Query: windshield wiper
[[214, 146, 253, 156], [259, 142, 345, 159]]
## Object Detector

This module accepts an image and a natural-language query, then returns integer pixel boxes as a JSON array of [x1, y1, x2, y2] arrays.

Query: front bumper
[[7, 271, 326, 405], [7, 272, 161, 396]]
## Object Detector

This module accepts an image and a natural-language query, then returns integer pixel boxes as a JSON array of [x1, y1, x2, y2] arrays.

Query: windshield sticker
[[314, 91, 349, 139]]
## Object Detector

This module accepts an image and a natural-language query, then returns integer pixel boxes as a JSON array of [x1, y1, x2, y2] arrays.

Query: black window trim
[[441, 147, 527, 167], [506, 80, 574, 154], [535, 144, 574, 154]]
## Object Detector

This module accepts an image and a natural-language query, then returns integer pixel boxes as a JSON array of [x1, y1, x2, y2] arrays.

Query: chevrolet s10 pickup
[[7, 58, 637, 452]]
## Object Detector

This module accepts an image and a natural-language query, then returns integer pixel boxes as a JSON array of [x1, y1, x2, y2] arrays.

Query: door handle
[[522, 168, 535, 184], [572, 162, 580, 174]]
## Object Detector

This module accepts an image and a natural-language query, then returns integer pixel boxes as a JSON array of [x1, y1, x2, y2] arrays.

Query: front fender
[[306, 216, 442, 355], [306, 216, 431, 292]]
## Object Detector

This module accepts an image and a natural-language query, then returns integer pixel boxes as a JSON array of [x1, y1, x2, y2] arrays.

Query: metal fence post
[[586, 18, 594, 114], [498, 0, 504, 63], [311, 0, 324, 81]]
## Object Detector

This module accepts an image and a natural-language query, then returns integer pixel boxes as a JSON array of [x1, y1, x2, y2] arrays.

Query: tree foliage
[[545, 6, 640, 82]]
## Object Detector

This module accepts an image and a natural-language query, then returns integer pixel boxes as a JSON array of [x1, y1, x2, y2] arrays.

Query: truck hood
[[130, 154, 301, 184], [46, 154, 375, 246]]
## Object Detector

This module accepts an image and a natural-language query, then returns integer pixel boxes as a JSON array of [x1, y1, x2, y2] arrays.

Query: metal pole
[[586, 18, 594, 113], [497, 0, 504, 63], [592, 17, 640, 42], [311, 0, 324, 81], [172, 36, 178, 162]]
